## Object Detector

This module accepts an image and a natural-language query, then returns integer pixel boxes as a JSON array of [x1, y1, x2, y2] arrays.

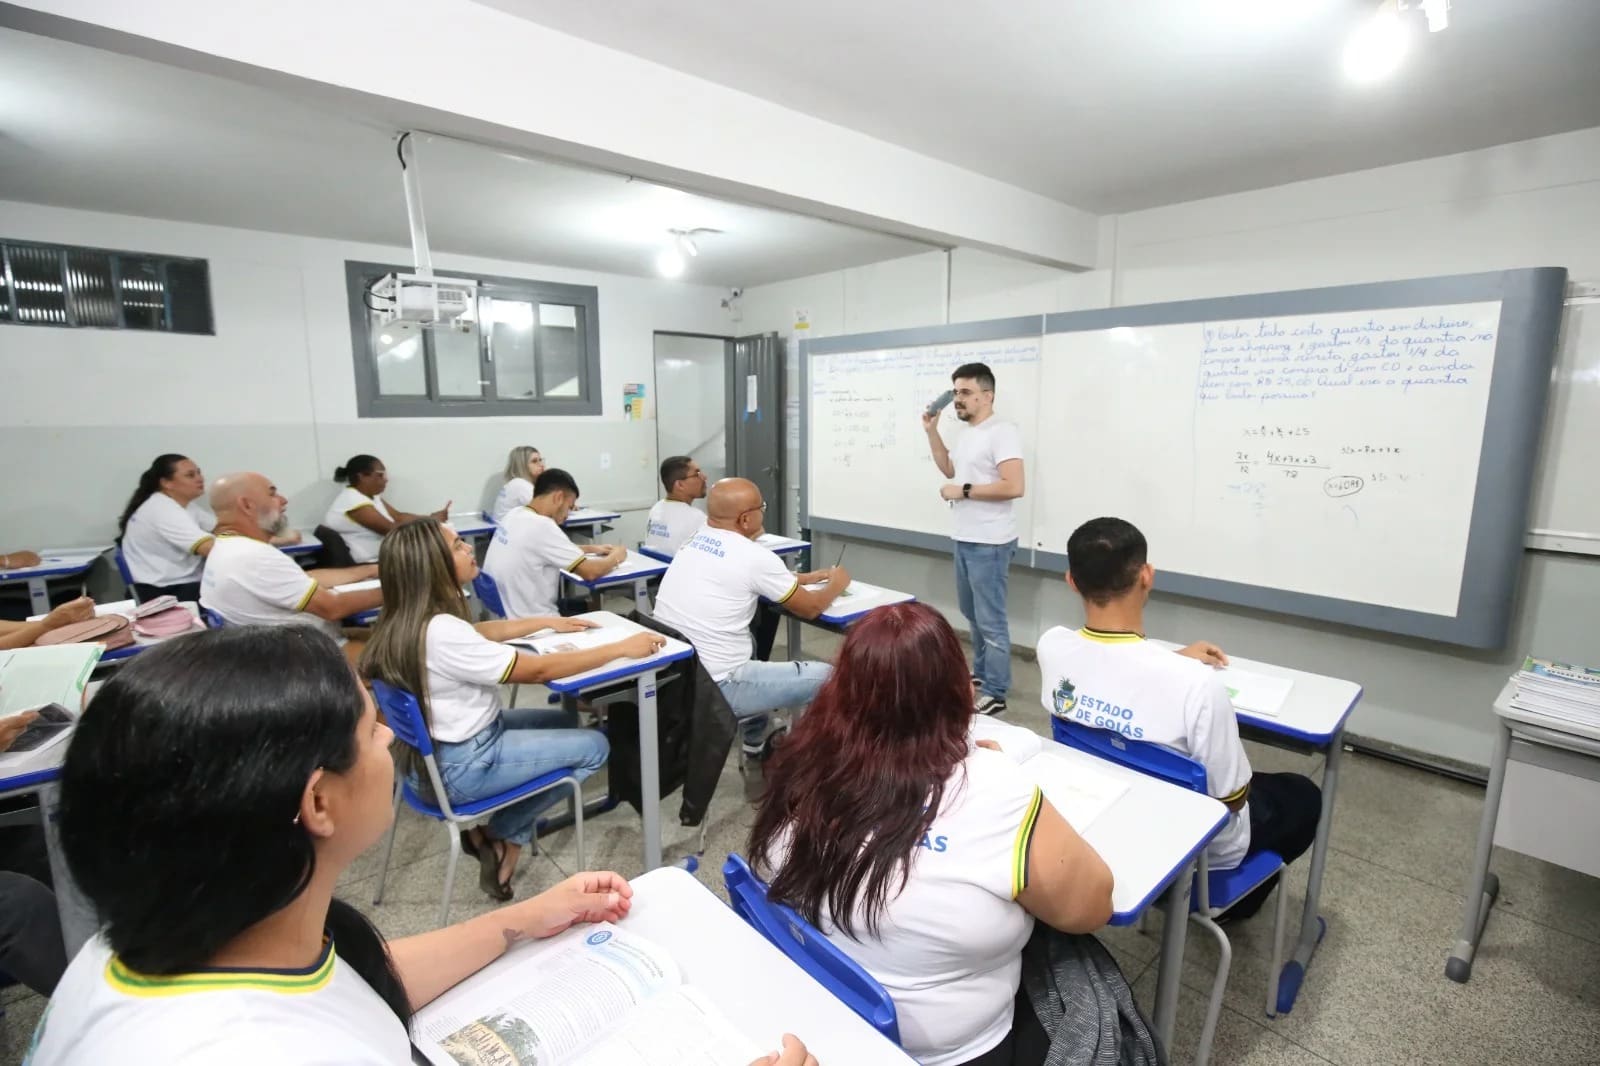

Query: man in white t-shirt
[[482, 468, 626, 618], [1036, 516, 1322, 918], [200, 472, 384, 664], [922, 361, 1026, 716], [654, 478, 849, 757], [643, 454, 708, 556]]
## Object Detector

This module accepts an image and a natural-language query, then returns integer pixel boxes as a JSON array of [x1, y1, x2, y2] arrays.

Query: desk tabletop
[[561, 550, 669, 589], [564, 507, 622, 527], [447, 514, 496, 539], [0, 549, 105, 581], [816, 580, 916, 625], [1149, 638, 1362, 745], [1493, 679, 1600, 745], [623, 867, 916, 1063], [756, 534, 811, 557], [279, 532, 322, 556], [524, 611, 694, 694]]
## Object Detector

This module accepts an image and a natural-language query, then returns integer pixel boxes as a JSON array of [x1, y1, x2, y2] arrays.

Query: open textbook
[[414, 925, 763, 1066], [970, 717, 1130, 834]]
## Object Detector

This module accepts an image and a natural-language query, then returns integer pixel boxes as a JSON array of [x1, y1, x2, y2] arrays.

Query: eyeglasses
[[738, 502, 768, 518]]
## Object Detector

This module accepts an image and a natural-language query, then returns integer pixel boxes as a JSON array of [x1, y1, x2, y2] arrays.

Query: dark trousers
[[751, 602, 781, 661], [1230, 771, 1322, 919], [0, 820, 65, 996], [957, 981, 1050, 1066], [132, 581, 202, 605]]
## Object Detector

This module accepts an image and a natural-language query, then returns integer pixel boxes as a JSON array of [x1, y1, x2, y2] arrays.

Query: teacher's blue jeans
[[954, 539, 1016, 699], [428, 707, 608, 847]]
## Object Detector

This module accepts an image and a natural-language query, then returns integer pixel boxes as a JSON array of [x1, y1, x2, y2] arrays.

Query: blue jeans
[[428, 707, 608, 846], [718, 660, 833, 744], [954, 539, 1016, 699]]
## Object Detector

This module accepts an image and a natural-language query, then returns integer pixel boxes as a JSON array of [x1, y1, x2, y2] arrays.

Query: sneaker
[[742, 725, 789, 762], [974, 694, 1007, 716]]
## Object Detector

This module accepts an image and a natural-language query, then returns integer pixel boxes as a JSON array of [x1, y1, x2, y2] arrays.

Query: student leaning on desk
[[363, 517, 662, 902], [0, 596, 94, 650], [483, 468, 627, 617], [322, 453, 452, 564], [28, 626, 819, 1066], [1036, 517, 1321, 919]]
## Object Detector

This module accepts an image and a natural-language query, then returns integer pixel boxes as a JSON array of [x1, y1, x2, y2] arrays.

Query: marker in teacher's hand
[[926, 389, 954, 417]]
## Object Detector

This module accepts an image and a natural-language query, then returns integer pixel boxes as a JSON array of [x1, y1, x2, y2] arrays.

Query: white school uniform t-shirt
[[424, 613, 517, 743], [121, 494, 213, 586], [1036, 626, 1253, 868], [643, 499, 707, 556], [25, 934, 410, 1065], [482, 507, 585, 618], [771, 748, 1044, 1066], [200, 535, 342, 643], [949, 417, 1024, 544], [653, 527, 799, 682], [490, 476, 534, 522], [320, 487, 394, 563]]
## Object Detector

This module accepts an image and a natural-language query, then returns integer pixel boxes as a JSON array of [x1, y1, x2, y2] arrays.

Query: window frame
[[345, 259, 601, 418], [0, 239, 214, 335]]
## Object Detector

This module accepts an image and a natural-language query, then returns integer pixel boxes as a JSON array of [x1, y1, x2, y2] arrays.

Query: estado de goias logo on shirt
[[1051, 678, 1078, 717]]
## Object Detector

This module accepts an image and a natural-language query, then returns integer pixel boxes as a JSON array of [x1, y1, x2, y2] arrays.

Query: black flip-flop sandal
[[476, 838, 514, 902], [458, 828, 481, 860]]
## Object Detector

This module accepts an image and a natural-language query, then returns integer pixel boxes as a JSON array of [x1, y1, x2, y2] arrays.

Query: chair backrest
[[479, 510, 493, 524], [471, 570, 507, 619], [201, 607, 226, 629], [112, 546, 137, 598], [369, 678, 436, 758], [1051, 718, 1210, 794], [721, 854, 900, 1044], [313, 524, 356, 568]]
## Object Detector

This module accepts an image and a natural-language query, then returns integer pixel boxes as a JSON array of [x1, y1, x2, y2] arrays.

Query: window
[[0, 240, 213, 333], [345, 260, 601, 418]]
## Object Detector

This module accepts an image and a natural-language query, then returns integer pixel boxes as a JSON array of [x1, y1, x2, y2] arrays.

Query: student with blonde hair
[[490, 445, 546, 521]]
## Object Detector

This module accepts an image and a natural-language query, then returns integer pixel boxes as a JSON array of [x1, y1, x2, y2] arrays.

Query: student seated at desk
[[644, 454, 708, 556], [1037, 517, 1321, 919], [751, 603, 1113, 1066], [31, 627, 815, 1066], [653, 478, 847, 759], [116, 453, 213, 602], [490, 444, 546, 522], [0, 595, 94, 650], [321, 454, 450, 563], [363, 518, 662, 901], [0, 711, 67, 998], [202, 473, 383, 666], [483, 469, 626, 617]]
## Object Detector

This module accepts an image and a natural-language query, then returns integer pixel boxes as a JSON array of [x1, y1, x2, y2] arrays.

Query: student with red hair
[[750, 603, 1113, 1066]]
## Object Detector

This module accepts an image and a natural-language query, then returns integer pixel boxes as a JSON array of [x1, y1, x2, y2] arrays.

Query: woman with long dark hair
[[362, 518, 662, 900], [750, 602, 1113, 1066], [116, 453, 213, 602], [321, 454, 450, 563]]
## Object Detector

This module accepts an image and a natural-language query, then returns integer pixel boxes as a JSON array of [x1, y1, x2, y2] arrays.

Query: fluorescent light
[[379, 333, 393, 344], [656, 247, 686, 279], [1420, 0, 1448, 32], [1343, 8, 1409, 83]]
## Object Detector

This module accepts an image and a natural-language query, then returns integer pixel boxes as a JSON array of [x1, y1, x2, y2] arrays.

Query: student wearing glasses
[[644, 455, 708, 556]]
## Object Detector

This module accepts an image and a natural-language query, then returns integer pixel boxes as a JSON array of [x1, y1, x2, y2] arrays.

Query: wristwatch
[[962, 483, 972, 499]]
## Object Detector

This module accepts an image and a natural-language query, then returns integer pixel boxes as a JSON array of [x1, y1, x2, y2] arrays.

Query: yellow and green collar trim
[[1079, 626, 1144, 645], [106, 937, 336, 998]]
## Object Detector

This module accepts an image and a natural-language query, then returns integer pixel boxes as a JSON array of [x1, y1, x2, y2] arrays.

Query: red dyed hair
[[748, 601, 974, 938]]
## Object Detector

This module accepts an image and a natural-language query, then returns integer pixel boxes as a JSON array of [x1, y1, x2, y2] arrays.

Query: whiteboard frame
[[798, 269, 1566, 649]]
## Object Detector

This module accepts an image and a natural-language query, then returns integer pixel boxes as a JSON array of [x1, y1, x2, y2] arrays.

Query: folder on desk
[[1216, 667, 1293, 717], [0, 644, 102, 720]]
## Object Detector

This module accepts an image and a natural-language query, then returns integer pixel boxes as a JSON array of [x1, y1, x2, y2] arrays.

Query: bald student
[[199, 473, 383, 664], [653, 478, 848, 759]]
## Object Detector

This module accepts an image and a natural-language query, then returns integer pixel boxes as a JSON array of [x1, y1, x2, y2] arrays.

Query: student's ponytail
[[335, 455, 381, 486], [117, 454, 189, 536], [325, 898, 411, 1024]]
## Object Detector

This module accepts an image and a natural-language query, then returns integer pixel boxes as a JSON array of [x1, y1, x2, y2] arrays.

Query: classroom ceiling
[[481, 0, 1600, 213], [0, 30, 933, 287]]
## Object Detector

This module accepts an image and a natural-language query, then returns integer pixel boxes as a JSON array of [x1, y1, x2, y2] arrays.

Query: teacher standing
[[922, 361, 1026, 716]]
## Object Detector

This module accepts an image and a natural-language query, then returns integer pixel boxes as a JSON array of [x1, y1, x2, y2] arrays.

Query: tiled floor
[[4, 629, 1598, 1065]]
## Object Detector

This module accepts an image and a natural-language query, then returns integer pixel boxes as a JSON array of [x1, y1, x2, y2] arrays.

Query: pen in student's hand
[[834, 545, 847, 570]]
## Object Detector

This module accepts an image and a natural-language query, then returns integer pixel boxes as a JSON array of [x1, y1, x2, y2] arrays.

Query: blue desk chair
[[1053, 719, 1289, 1066], [722, 854, 899, 1044], [369, 679, 585, 926], [470, 571, 525, 708], [112, 546, 137, 602], [201, 607, 226, 629]]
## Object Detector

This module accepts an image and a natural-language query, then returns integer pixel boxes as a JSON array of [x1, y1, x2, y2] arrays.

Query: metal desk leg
[[1446, 718, 1511, 983], [786, 614, 802, 659], [1276, 729, 1342, 1013], [636, 669, 662, 871], [39, 780, 98, 955], [28, 577, 50, 617], [632, 578, 652, 615], [1153, 862, 1194, 1055]]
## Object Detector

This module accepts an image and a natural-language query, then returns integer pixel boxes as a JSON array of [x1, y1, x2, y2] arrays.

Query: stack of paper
[[1215, 666, 1294, 718], [1509, 657, 1600, 730]]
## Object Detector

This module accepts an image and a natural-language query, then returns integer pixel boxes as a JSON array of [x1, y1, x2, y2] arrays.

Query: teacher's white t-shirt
[[949, 417, 1024, 545], [320, 488, 394, 563], [490, 477, 534, 522], [25, 934, 410, 1065], [423, 613, 517, 743], [121, 494, 213, 586]]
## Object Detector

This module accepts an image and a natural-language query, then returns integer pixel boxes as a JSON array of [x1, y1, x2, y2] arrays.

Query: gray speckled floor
[[5, 629, 1596, 1065]]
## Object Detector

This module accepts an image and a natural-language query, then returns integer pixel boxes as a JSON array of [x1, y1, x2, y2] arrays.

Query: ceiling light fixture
[[1343, 1, 1410, 83], [655, 247, 686, 279]]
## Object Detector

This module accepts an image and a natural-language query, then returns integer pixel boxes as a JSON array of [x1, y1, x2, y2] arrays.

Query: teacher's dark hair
[[117, 454, 189, 535], [951, 362, 995, 392], [1066, 516, 1148, 606], [60, 625, 410, 1022], [334, 454, 382, 485]]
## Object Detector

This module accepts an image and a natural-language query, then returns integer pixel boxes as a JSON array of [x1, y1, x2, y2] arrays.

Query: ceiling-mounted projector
[[369, 272, 477, 328]]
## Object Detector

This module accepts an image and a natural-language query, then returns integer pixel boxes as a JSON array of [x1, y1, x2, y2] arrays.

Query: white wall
[[748, 126, 1600, 769], [0, 201, 731, 547]]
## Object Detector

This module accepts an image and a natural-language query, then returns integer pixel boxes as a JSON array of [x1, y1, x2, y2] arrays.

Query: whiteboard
[[806, 334, 1041, 542], [1526, 295, 1600, 554], [1033, 303, 1500, 617]]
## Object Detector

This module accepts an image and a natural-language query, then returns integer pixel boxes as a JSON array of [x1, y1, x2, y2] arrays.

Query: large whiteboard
[[1033, 303, 1500, 617], [807, 332, 1041, 542]]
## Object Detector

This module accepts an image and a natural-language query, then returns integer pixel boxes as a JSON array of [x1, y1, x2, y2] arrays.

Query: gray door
[[732, 332, 785, 534]]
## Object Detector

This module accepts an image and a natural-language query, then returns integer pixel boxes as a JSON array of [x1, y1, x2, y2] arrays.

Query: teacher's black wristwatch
[[962, 483, 972, 499]]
